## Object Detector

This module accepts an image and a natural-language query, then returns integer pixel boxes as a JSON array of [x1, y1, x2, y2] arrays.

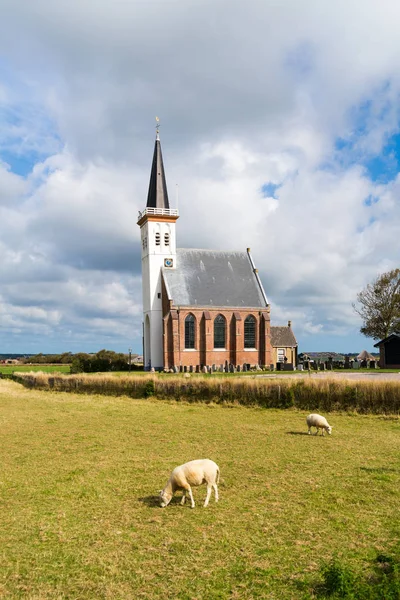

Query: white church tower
[[137, 125, 179, 370]]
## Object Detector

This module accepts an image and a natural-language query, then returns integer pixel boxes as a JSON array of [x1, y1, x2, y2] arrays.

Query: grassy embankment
[[14, 371, 400, 414], [0, 378, 399, 598]]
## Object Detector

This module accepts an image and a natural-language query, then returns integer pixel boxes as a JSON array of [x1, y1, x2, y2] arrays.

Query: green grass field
[[0, 379, 399, 599], [0, 365, 70, 374]]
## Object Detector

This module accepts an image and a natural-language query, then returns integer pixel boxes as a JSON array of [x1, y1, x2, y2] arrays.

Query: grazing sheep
[[159, 459, 220, 508], [306, 413, 333, 436]]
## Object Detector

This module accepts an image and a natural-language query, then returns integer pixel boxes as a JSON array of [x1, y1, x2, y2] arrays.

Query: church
[[137, 129, 297, 371]]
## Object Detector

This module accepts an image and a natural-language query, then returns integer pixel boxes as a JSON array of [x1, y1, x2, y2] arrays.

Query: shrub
[[320, 557, 356, 597], [69, 350, 135, 373], [144, 380, 155, 398], [314, 550, 400, 598]]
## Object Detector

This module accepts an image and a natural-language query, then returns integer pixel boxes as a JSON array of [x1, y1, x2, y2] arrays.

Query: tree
[[70, 350, 132, 373], [353, 268, 400, 340]]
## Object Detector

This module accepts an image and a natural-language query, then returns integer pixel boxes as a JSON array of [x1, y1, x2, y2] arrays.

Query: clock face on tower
[[164, 258, 174, 268]]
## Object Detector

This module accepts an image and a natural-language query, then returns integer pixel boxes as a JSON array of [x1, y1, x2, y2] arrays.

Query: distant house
[[374, 334, 400, 368], [270, 321, 298, 367]]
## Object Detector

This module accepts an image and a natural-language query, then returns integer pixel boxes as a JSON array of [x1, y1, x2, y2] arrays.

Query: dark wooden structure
[[374, 334, 400, 368]]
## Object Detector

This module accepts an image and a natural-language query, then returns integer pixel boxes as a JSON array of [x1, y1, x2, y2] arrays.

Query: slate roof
[[146, 136, 170, 209], [162, 248, 268, 308], [270, 326, 297, 348]]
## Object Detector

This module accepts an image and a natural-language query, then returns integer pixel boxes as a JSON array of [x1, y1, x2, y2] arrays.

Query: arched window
[[185, 314, 195, 349], [244, 315, 256, 348], [214, 314, 226, 348], [155, 232, 161, 246]]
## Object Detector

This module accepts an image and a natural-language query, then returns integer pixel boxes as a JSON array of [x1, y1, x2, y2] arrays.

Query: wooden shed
[[373, 334, 400, 368]]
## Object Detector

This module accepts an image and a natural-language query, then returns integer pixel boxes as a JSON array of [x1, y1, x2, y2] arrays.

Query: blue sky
[[0, 0, 400, 355]]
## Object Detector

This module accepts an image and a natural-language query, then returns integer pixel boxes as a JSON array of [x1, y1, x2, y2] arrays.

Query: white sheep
[[159, 459, 220, 508], [306, 413, 333, 436]]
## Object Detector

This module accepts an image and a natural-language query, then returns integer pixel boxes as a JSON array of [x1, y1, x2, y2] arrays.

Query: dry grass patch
[[15, 371, 400, 414]]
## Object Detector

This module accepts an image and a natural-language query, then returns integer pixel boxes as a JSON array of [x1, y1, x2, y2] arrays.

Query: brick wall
[[162, 305, 272, 369]]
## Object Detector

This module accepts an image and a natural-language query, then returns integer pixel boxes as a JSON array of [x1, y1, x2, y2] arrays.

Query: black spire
[[146, 133, 170, 209]]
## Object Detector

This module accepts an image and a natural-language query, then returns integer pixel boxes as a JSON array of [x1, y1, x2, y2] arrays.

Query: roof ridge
[[177, 247, 246, 254]]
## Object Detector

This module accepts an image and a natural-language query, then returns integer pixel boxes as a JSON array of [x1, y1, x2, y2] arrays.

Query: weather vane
[[155, 116, 160, 139]]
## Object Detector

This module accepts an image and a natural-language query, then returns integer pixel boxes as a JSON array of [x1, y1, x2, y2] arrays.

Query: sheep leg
[[180, 491, 186, 505], [212, 483, 219, 502], [308, 427, 311, 435], [185, 485, 195, 508], [204, 484, 212, 507]]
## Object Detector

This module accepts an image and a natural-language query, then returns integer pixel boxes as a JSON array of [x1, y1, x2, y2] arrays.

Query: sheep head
[[159, 489, 173, 507]]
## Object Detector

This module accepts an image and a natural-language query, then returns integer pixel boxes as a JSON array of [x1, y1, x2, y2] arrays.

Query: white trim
[[277, 348, 286, 362], [244, 348, 257, 351], [138, 207, 179, 219], [246, 250, 269, 306], [213, 348, 226, 351]]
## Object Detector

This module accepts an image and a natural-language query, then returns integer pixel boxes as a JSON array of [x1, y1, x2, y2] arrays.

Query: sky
[[0, 0, 400, 355]]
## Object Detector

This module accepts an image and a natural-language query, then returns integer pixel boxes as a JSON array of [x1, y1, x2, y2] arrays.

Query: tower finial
[[155, 116, 160, 140]]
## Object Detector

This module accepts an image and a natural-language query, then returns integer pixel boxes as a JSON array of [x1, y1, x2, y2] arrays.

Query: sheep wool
[[159, 459, 220, 508], [306, 413, 333, 436]]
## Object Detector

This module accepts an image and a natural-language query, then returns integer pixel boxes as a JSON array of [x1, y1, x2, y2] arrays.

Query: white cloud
[[0, 161, 27, 205], [0, 0, 400, 352]]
